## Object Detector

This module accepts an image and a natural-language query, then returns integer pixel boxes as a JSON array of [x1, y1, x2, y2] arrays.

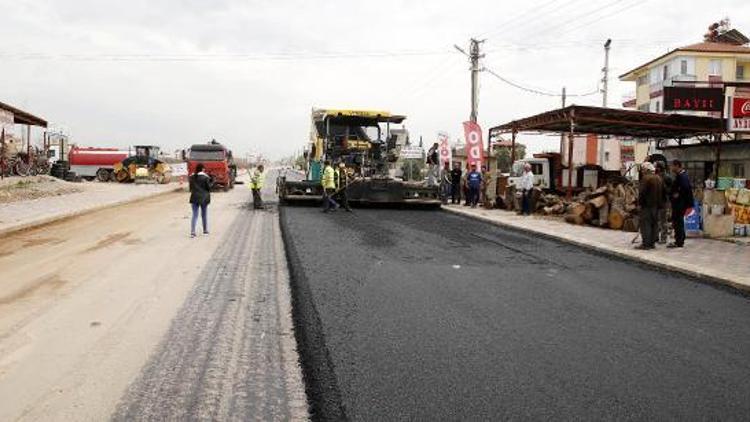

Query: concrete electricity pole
[[455, 39, 485, 123], [469, 38, 485, 123], [602, 39, 612, 107]]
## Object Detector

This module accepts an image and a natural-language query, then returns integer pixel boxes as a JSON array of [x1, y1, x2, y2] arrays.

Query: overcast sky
[[2, 0, 749, 159]]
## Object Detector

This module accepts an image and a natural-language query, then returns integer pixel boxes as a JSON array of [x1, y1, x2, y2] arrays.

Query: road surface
[[0, 171, 306, 421], [281, 206, 750, 420]]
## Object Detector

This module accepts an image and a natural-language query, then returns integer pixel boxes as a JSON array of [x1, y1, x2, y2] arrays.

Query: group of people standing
[[440, 161, 484, 208], [637, 159, 693, 250]]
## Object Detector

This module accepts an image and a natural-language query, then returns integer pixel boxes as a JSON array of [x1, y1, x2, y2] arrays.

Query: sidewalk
[[0, 182, 182, 237], [444, 205, 750, 292]]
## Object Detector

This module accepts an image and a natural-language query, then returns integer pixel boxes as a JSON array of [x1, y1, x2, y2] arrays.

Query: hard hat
[[338, 163, 346, 168]]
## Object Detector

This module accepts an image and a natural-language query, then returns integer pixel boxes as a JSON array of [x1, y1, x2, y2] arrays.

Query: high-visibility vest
[[250, 170, 264, 189], [321, 166, 336, 189]]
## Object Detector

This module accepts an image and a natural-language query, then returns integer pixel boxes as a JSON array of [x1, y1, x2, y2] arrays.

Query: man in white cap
[[519, 163, 535, 215], [636, 161, 664, 250]]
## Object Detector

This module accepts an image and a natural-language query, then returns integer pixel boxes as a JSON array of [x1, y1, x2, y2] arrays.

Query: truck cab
[[186, 141, 236, 190], [508, 159, 551, 190]]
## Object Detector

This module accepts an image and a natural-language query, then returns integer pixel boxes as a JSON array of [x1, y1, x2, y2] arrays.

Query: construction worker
[[250, 164, 265, 209], [336, 162, 353, 212], [321, 160, 339, 212]]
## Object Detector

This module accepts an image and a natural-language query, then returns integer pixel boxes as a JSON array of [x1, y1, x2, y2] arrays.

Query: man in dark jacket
[[636, 162, 663, 250], [450, 162, 462, 204], [189, 163, 212, 237], [669, 159, 693, 248]]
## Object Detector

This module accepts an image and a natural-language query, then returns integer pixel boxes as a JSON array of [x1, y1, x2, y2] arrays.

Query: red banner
[[438, 132, 451, 165], [462, 121, 483, 168]]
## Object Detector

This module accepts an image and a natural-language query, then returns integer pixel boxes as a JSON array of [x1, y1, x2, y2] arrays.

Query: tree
[[494, 144, 526, 173], [400, 159, 425, 181]]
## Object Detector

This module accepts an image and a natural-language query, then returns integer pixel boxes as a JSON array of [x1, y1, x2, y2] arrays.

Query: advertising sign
[[728, 97, 750, 132], [462, 121, 483, 168], [170, 162, 188, 177], [437, 132, 451, 165], [399, 145, 423, 160], [663, 87, 725, 112]]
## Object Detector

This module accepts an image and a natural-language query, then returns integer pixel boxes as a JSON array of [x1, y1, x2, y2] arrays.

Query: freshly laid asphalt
[[280, 206, 750, 421]]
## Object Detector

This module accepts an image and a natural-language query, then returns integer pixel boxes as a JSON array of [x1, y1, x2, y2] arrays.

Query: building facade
[[619, 26, 750, 184]]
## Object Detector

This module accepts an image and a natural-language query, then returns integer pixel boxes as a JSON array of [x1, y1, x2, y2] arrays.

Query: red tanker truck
[[69, 147, 129, 182]]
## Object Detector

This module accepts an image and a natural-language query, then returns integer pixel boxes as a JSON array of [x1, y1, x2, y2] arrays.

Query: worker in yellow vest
[[321, 160, 339, 212], [250, 164, 265, 209]]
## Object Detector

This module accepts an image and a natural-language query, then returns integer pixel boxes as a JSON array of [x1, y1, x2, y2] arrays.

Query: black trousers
[[640, 207, 659, 247], [672, 207, 686, 246], [336, 190, 350, 210], [451, 183, 461, 203], [252, 188, 263, 209]]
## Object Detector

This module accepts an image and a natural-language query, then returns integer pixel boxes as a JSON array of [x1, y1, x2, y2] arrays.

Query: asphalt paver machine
[[278, 108, 440, 207]]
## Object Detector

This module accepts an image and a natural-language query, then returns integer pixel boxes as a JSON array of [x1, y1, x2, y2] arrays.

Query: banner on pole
[[438, 132, 451, 165], [462, 121, 483, 168]]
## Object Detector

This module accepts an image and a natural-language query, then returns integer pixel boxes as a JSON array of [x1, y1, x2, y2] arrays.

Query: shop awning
[[489, 105, 725, 140]]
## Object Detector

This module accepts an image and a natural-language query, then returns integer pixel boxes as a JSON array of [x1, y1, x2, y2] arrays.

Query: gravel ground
[[281, 206, 750, 421], [0, 175, 82, 204]]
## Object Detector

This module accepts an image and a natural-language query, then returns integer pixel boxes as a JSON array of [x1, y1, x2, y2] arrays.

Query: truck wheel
[[96, 168, 111, 182], [115, 169, 130, 183]]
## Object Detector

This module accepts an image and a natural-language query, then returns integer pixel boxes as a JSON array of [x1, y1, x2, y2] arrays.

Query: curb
[[0, 186, 184, 238], [443, 206, 750, 295]]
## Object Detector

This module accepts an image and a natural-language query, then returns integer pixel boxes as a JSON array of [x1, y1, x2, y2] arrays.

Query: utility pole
[[469, 38, 484, 123], [455, 39, 485, 123], [560, 87, 567, 156], [602, 39, 612, 107]]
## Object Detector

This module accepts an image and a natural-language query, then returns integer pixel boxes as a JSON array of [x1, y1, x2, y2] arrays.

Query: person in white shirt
[[519, 163, 535, 215]]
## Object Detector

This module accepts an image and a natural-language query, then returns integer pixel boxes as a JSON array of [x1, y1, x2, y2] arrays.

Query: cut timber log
[[608, 208, 626, 230], [567, 202, 586, 217], [588, 195, 608, 209], [565, 214, 585, 225]]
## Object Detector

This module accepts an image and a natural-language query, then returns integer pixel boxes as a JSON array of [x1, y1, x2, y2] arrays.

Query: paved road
[[281, 206, 750, 420]]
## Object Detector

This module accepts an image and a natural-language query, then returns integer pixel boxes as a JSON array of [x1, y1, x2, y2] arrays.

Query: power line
[[484, 66, 599, 98], [477, 0, 565, 40], [551, 0, 648, 39], [484, 0, 588, 43], [0, 48, 455, 62], [505, 0, 627, 45]]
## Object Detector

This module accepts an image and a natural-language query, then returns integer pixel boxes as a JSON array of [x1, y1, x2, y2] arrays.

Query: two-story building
[[620, 27, 750, 185]]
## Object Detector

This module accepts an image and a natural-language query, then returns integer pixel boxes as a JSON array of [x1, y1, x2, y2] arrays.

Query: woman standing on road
[[189, 163, 212, 237]]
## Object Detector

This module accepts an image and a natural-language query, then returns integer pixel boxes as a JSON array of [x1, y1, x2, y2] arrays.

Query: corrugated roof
[[619, 41, 750, 80], [0, 100, 47, 127]]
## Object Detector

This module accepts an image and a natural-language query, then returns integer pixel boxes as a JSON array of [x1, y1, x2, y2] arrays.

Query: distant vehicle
[[277, 108, 440, 206], [113, 145, 172, 184], [68, 146, 129, 182], [185, 141, 236, 191]]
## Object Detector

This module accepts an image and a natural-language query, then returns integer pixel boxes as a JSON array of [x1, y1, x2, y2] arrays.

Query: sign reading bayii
[[663, 87, 725, 112], [728, 97, 750, 132]]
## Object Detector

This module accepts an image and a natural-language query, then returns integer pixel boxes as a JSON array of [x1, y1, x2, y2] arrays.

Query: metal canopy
[[0, 100, 48, 127], [489, 105, 725, 140]]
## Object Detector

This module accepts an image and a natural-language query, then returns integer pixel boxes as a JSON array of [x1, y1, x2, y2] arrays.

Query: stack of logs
[[537, 183, 640, 232]]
